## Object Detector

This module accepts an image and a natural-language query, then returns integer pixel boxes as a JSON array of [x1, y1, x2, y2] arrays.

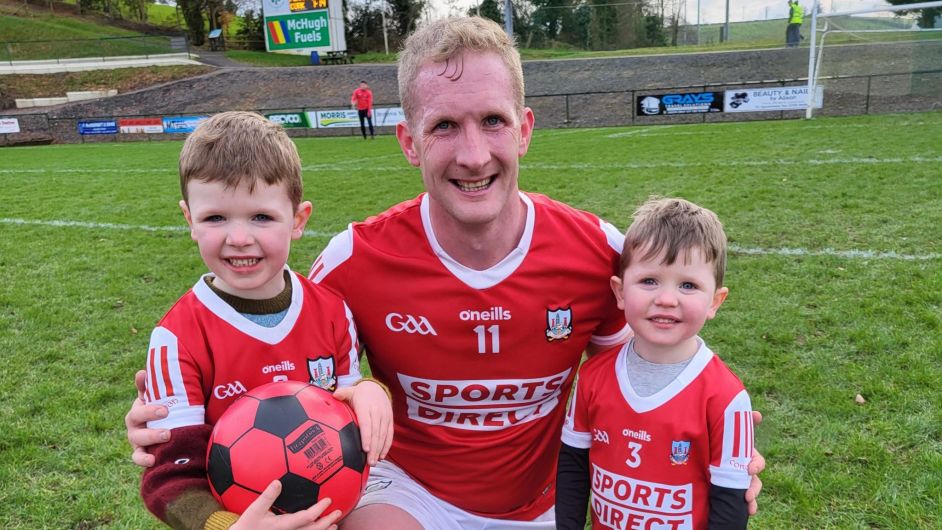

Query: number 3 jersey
[[309, 192, 631, 520], [562, 341, 754, 530]]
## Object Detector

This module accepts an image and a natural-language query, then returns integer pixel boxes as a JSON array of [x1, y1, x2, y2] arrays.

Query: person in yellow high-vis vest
[[786, 0, 804, 48]]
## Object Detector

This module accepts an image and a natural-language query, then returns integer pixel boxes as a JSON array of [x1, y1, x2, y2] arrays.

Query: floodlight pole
[[806, 1, 819, 119], [697, 0, 701, 45], [380, 3, 389, 55], [504, 0, 513, 37], [723, 0, 729, 42]]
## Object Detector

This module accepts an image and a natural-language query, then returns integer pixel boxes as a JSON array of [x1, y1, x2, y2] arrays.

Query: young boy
[[140, 111, 393, 530], [556, 197, 754, 530]]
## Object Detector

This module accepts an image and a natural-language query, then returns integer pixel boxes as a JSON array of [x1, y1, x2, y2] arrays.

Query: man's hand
[[333, 380, 393, 466], [126, 370, 171, 467], [746, 410, 765, 515]]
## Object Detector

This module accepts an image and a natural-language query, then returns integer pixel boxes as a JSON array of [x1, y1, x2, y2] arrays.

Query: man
[[787, 0, 804, 48], [351, 80, 375, 139], [127, 16, 764, 529]]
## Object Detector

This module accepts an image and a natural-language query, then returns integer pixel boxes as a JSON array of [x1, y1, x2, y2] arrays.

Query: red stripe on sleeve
[[148, 347, 159, 401], [160, 345, 175, 396], [309, 261, 324, 280], [732, 411, 742, 458], [747, 413, 753, 458]]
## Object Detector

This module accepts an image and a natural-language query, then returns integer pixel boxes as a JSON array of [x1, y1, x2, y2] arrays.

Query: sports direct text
[[397, 370, 571, 431], [591, 464, 693, 529]]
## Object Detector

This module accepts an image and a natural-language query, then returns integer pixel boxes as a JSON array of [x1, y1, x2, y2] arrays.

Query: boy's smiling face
[[611, 246, 728, 363], [180, 179, 311, 299]]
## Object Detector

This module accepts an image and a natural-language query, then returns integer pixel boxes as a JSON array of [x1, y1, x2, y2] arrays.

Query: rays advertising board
[[637, 92, 724, 116]]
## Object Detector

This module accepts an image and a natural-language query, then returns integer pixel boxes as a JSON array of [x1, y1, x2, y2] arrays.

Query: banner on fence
[[0, 118, 20, 134], [162, 116, 209, 133], [724, 86, 824, 112], [310, 109, 359, 128], [308, 107, 404, 128], [119, 118, 164, 134], [78, 120, 118, 135], [266, 112, 311, 128], [637, 92, 724, 116], [373, 107, 405, 127]]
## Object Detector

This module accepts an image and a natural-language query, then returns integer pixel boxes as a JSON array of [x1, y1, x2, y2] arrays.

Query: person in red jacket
[[351, 80, 375, 140]]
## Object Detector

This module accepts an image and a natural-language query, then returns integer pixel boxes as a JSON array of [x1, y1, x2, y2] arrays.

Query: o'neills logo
[[262, 360, 296, 374], [459, 306, 511, 321], [622, 427, 652, 442]]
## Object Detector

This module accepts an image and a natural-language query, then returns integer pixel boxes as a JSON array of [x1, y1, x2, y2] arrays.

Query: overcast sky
[[427, 0, 897, 23]]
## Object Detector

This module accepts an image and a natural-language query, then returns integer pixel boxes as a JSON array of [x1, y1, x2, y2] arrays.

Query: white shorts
[[356, 460, 556, 530]]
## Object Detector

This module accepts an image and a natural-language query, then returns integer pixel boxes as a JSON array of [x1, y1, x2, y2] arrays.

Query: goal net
[[805, 0, 942, 118]]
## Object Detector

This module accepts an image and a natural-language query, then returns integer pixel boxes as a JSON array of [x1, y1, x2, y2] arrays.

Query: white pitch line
[[729, 245, 941, 261], [2, 217, 938, 260], [0, 217, 337, 238], [523, 156, 942, 170], [2, 155, 938, 175]]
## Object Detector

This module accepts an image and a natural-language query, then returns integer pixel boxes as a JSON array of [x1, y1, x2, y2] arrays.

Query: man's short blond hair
[[398, 16, 525, 122], [179, 111, 303, 208], [618, 197, 728, 286]]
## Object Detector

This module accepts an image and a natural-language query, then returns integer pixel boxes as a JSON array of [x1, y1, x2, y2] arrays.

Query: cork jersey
[[309, 192, 630, 520], [562, 341, 754, 530], [144, 269, 361, 429]]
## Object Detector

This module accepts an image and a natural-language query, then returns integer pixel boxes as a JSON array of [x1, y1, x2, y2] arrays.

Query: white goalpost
[[805, 0, 942, 118]]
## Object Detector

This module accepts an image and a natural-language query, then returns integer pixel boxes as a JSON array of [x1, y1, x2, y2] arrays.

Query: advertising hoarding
[[162, 116, 209, 134], [724, 86, 824, 113], [78, 120, 118, 135], [637, 92, 724, 116], [262, 0, 346, 53], [119, 118, 164, 134], [0, 118, 20, 134]]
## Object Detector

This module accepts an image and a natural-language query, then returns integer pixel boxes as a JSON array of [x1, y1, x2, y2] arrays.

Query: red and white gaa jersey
[[144, 269, 361, 429], [309, 192, 630, 520], [563, 341, 754, 530]]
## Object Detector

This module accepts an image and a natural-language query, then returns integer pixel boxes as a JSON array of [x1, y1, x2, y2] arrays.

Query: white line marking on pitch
[[5, 155, 936, 175], [522, 156, 942, 170], [0, 218, 336, 238], [728, 245, 941, 261], [2, 217, 938, 260]]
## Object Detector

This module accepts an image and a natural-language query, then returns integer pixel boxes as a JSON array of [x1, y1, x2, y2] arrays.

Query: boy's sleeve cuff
[[204, 511, 240, 530]]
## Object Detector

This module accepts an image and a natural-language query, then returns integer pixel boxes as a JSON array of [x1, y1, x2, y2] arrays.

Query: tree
[[389, 0, 425, 38], [346, 1, 386, 53], [885, 0, 941, 29], [236, 8, 266, 50], [178, 0, 207, 46]]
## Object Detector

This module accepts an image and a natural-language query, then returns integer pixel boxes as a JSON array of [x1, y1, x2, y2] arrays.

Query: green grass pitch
[[0, 112, 940, 528]]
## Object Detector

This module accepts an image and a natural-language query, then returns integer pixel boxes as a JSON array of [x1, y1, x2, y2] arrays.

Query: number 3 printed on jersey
[[473, 325, 500, 354], [625, 441, 642, 468]]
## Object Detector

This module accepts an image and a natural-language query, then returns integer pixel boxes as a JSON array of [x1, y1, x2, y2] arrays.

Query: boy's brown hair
[[179, 111, 303, 208], [618, 197, 728, 286], [397, 16, 525, 123]]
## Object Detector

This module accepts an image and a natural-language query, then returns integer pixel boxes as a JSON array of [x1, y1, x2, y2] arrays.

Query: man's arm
[[555, 443, 591, 530], [746, 411, 765, 515], [127, 369, 170, 467]]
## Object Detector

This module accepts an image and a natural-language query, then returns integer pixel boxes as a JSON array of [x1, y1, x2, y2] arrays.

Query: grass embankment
[[0, 65, 214, 109]]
